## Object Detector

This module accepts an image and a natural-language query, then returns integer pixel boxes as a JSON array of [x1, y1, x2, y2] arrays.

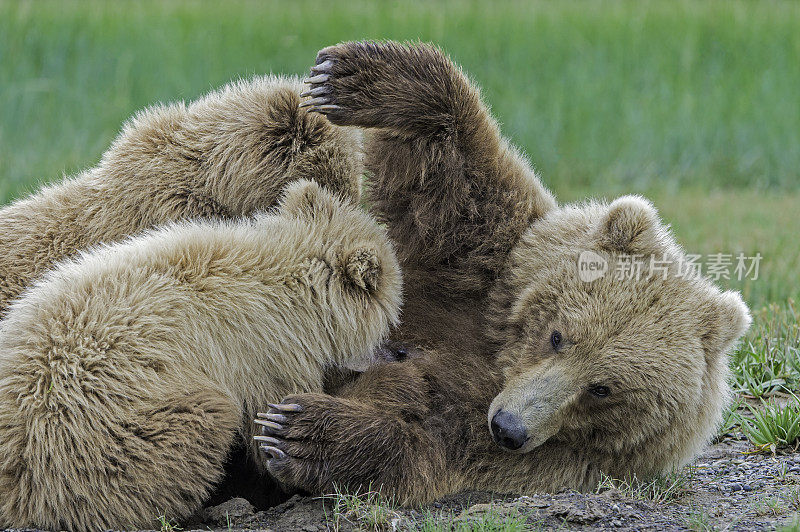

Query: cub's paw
[[254, 394, 334, 492]]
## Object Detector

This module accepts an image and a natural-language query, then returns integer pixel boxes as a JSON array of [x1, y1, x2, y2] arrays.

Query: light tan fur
[[483, 195, 751, 481], [0, 75, 362, 317], [0, 180, 401, 531]]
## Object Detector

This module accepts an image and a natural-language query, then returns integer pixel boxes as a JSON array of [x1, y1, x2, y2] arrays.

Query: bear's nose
[[490, 410, 528, 451]]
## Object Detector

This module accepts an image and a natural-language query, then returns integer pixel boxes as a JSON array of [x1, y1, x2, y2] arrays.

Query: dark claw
[[254, 419, 283, 431], [253, 435, 282, 446], [300, 86, 330, 98], [267, 403, 304, 413], [310, 59, 334, 73], [261, 445, 287, 459], [309, 104, 342, 114], [304, 73, 330, 84], [299, 96, 330, 108]]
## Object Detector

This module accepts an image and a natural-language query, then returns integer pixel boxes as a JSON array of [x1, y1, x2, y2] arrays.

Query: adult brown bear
[[258, 41, 751, 503]]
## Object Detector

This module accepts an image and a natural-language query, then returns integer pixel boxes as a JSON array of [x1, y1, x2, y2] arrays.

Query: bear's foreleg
[[302, 41, 556, 299]]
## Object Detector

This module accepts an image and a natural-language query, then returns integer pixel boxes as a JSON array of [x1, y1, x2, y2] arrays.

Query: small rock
[[548, 501, 604, 525], [201, 497, 255, 527]]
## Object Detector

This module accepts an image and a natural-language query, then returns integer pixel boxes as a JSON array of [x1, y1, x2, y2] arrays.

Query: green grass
[[323, 488, 402, 531], [412, 506, 531, 532], [739, 398, 800, 453], [595, 469, 693, 504], [1, 0, 799, 200], [731, 302, 800, 398], [684, 508, 716, 532]]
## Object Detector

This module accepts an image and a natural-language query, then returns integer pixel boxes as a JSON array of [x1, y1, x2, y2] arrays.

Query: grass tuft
[[684, 508, 716, 532], [731, 301, 800, 399], [414, 506, 531, 532], [156, 514, 183, 532], [739, 397, 800, 453], [323, 486, 402, 532], [595, 469, 693, 504]]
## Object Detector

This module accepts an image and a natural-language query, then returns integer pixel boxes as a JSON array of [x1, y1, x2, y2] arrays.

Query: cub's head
[[486, 196, 750, 477], [277, 180, 403, 370]]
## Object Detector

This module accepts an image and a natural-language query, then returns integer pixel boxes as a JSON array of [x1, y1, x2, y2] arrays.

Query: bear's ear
[[699, 289, 752, 358], [278, 179, 338, 221], [596, 195, 664, 255]]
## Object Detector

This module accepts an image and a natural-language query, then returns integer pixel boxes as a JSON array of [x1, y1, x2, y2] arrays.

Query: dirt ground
[[189, 434, 800, 531], [4, 433, 799, 532]]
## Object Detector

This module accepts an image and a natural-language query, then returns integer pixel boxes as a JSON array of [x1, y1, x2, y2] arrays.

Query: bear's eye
[[550, 330, 562, 350], [589, 385, 611, 398]]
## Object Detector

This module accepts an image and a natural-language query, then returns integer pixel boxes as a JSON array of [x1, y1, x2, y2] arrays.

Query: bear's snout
[[490, 410, 528, 451]]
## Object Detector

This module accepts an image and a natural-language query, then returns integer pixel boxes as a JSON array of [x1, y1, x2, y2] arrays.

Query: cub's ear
[[344, 247, 381, 292], [699, 289, 752, 358], [278, 179, 338, 221], [596, 195, 664, 255]]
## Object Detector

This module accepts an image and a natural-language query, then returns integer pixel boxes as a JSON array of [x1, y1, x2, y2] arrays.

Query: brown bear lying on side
[[257, 41, 751, 503], [0, 75, 362, 317], [0, 180, 401, 531]]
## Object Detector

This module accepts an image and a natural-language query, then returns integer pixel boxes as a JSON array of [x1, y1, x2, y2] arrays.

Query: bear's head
[[486, 195, 750, 478]]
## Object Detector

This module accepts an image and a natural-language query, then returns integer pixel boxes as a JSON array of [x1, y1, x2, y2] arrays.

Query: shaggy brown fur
[[0, 180, 401, 531], [0, 75, 362, 317], [259, 41, 751, 504]]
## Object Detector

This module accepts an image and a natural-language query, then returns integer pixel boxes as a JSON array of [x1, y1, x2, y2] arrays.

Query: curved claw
[[299, 96, 330, 108], [261, 445, 287, 459], [304, 73, 330, 84], [259, 413, 288, 423], [253, 435, 282, 446], [254, 419, 283, 431], [311, 59, 334, 73], [300, 86, 331, 98], [309, 104, 342, 114], [267, 403, 304, 413]]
